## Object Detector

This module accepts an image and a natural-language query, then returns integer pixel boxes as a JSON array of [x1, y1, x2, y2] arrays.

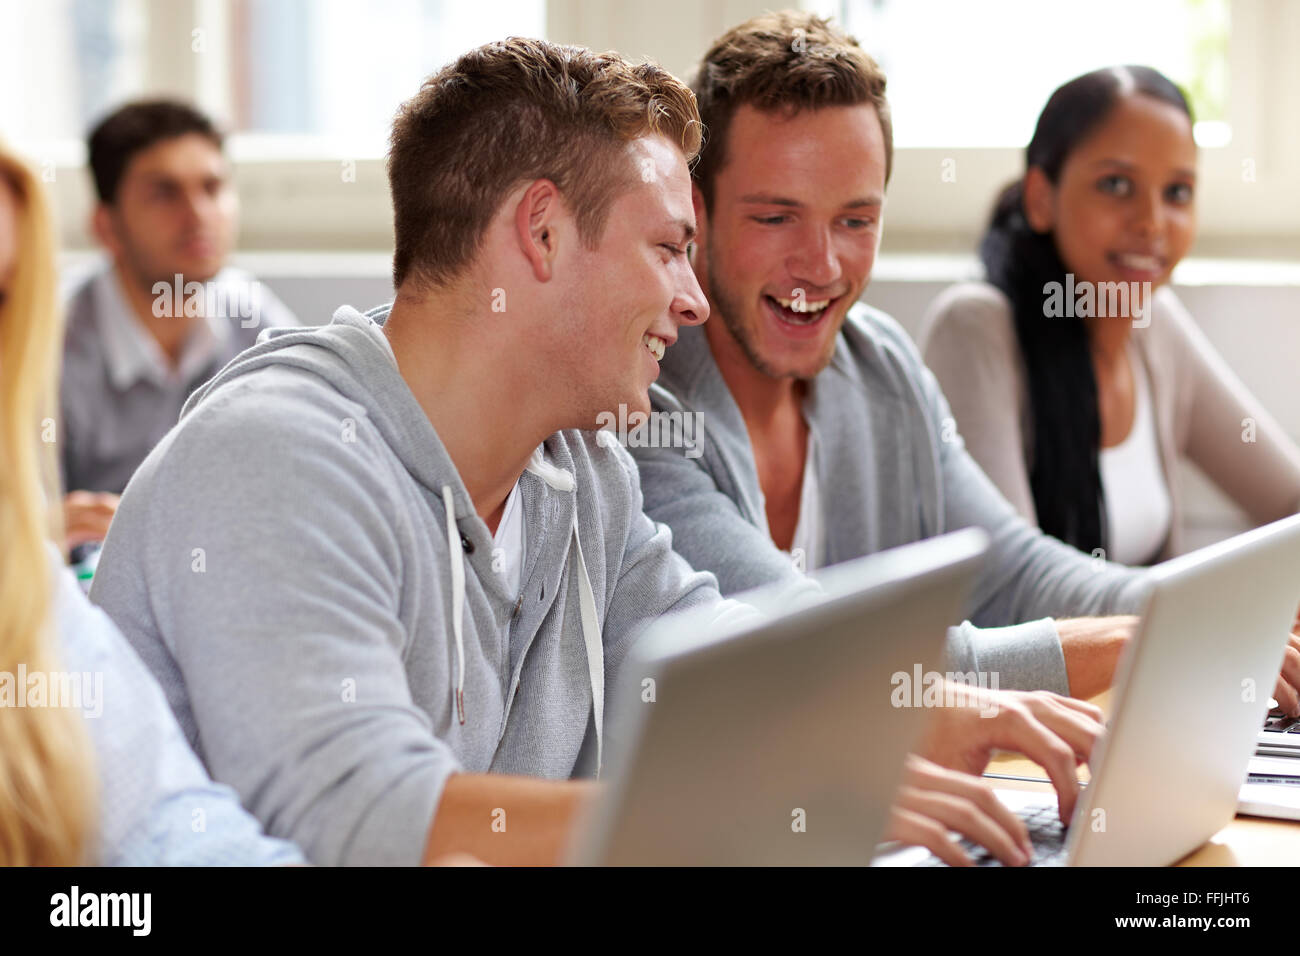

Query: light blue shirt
[[49, 547, 305, 866]]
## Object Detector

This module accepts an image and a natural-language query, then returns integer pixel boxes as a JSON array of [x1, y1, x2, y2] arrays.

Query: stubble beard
[[704, 242, 836, 383]]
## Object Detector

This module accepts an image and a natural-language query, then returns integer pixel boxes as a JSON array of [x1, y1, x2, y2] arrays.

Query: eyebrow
[[670, 218, 697, 242], [739, 192, 885, 209], [1089, 159, 1197, 179], [137, 168, 227, 186]]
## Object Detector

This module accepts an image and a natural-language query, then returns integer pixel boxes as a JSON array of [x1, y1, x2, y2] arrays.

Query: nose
[[671, 260, 709, 327], [179, 190, 206, 230], [1131, 187, 1166, 238], [184, 184, 224, 231], [788, 223, 842, 290]]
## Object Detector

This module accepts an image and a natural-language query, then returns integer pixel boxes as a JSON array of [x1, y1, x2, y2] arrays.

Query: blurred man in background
[[60, 99, 298, 550]]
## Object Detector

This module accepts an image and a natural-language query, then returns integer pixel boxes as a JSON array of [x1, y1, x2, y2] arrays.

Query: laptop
[[884, 512, 1300, 867], [566, 529, 989, 866]]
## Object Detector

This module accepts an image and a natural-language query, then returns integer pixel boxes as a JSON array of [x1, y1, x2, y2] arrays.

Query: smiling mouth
[[764, 294, 837, 326], [642, 332, 667, 361], [1108, 252, 1166, 274]]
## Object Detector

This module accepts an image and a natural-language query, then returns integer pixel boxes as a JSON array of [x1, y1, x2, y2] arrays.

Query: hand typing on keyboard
[[916, 800, 1071, 867], [916, 682, 1102, 826], [884, 756, 1036, 867]]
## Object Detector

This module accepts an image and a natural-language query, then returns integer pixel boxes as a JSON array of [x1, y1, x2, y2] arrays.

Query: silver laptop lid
[[1067, 513, 1300, 866], [569, 529, 989, 866]]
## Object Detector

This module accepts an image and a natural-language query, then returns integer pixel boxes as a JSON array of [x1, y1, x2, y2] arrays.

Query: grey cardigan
[[631, 303, 1152, 695], [921, 282, 1300, 561]]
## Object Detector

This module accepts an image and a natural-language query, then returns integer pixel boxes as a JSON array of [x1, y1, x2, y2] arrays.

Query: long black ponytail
[[978, 65, 1191, 555]]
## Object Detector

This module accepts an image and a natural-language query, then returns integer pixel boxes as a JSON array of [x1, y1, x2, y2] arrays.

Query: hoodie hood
[[183, 307, 459, 497]]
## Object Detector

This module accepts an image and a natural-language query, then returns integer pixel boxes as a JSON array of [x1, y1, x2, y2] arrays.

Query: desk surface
[[987, 689, 1300, 865]]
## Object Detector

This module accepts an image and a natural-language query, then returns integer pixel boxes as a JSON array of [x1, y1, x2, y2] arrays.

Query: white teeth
[[774, 296, 831, 313], [641, 333, 666, 361], [1117, 253, 1161, 272]]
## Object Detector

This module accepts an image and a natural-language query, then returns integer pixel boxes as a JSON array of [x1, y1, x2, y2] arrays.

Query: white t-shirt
[[788, 426, 823, 573], [1100, 347, 1172, 565], [493, 478, 526, 599]]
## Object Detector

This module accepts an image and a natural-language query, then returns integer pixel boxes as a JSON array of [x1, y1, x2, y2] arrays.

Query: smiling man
[[60, 100, 298, 548], [630, 11, 1157, 701], [88, 39, 722, 867]]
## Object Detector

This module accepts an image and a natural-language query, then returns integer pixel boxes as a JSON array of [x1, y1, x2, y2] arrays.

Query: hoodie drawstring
[[441, 450, 605, 775], [442, 486, 467, 725], [569, 512, 604, 776]]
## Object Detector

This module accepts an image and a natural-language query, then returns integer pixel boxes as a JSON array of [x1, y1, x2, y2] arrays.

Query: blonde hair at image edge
[[0, 142, 96, 865]]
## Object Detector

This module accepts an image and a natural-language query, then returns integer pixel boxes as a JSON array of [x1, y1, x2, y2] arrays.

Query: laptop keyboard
[[916, 801, 1069, 867], [1263, 712, 1300, 735]]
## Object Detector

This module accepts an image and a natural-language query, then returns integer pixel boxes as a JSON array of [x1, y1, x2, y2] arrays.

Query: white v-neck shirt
[[788, 426, 823, 573], [493, 478, 526, 599], [1099, 347, 1171, 566]]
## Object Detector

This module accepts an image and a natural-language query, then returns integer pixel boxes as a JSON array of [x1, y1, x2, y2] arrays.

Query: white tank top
[[1099, 347, 1172, 566]]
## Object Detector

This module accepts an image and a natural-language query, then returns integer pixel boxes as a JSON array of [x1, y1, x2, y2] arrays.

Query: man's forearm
[[423, 773, 598, 866], [1056, 615, 1139, 698]]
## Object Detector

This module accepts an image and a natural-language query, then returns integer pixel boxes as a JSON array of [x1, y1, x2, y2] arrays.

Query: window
[[839, 0, 1230, 147], [0, 0, 146, 149], [228, 0, 546, 156], [6, 0, 1295, 251], [0, 0, 545, 159]]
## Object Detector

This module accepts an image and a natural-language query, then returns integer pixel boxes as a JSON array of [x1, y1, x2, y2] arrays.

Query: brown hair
[[691, 11, 893, 210], [389, 37, 702, 290]]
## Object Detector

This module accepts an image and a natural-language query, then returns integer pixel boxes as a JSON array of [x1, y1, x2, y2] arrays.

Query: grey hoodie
[[89, 306, 723, 865], [629, 304, 1153, 695]]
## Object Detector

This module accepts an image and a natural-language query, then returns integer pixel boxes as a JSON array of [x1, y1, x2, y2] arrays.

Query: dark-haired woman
[[921, 65, 1300, 566]]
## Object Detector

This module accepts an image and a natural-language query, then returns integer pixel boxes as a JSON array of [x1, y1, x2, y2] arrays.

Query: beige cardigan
[[919, 281, 1300, 561]]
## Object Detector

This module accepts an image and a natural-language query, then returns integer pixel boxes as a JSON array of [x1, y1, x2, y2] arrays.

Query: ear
[[514, 179, 561, 282], [1022, 166, 1056, 233], [91, 204, 124, 258]]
